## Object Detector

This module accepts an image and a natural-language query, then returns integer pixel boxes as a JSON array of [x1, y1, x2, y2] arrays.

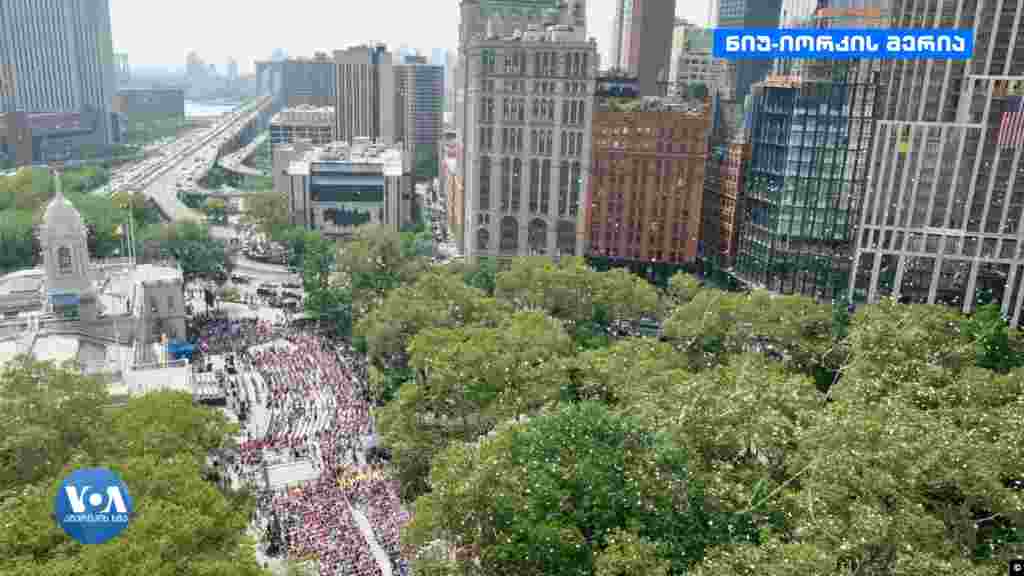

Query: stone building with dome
[[0, 176, 189, 396]]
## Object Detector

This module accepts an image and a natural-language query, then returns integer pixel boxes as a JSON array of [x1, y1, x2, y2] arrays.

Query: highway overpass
[[218, 132, 267, 178], [112, 95, 276, 222]]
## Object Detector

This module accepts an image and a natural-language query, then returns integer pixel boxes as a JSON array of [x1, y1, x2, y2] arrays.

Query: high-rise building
[[227, 58, 239, 82], [717, 0, 783, 102], [457, 0, 596, 262], [608, 0, 676, 96], [588, 95, 712, 265], [394, 56, 444, 177], [851, 0, 1024, 326], [334, 45, 395, 145], [256, 56, 337, 108], [0, 0, 117, 148]]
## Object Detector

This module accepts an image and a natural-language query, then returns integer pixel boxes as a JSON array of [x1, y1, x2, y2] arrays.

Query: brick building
[[587, 99, 711, 264]]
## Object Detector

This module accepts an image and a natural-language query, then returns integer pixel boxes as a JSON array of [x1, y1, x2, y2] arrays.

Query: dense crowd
[[188, 311, 280, 356], [189, 316, 408, 576]]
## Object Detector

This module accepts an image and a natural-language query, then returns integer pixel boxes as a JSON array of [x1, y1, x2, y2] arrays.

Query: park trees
[[356, 270, 507, 404], [404, 402, 756, 576], [379, 310, 571, 499], [137, 220, 233, 285], [0, 358, 270, 576], [242, 190, 290, 240]]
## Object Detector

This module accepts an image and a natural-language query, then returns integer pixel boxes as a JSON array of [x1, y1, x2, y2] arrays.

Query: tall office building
[[334, 45, 395, 145], [457, 0, 595, 262], [394, 56, 444, 175], [851, 0, 1024, 326], [717, 0, 783, 102], [255, 56, 337, 108], [608, 0, 676, 96], [0, 0, 117, 147]]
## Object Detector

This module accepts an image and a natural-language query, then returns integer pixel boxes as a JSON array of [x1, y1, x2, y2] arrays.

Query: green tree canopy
[[137, 220, 233, 285], [405, 402, 755, 576], [0, 358, 270, 576]]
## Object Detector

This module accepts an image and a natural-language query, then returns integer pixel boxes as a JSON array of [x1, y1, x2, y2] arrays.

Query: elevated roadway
[[218, 132, 267, 178], [110, 96, 275, 222]]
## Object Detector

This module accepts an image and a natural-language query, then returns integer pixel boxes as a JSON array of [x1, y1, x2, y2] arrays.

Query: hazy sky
[[110, 0, 710, 74]]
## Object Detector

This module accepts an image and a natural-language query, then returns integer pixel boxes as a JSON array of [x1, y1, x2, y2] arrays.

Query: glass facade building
[[736, 67, 877, 299]]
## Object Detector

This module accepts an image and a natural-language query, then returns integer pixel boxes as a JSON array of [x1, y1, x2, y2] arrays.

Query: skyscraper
[[334, 45, 395, 144], [850, 0, 1024, 326], [717, 0, 783, 102], [608, 0, 676, 96], [0, 0, 117, 146], [394, 56, 444, 177]]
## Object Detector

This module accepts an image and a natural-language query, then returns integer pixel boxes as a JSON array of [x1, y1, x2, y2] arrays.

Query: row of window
[[475, 218, 578, 255], [486, 80, 588, 96], [481, 50, 591, 78], [479, 157, 583, 217]]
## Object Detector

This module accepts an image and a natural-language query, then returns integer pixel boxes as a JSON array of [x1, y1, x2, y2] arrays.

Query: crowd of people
[[188, 314, 409, 576]]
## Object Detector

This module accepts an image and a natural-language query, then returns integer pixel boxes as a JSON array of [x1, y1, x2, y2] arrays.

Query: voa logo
[[54, 468, 134, 545]]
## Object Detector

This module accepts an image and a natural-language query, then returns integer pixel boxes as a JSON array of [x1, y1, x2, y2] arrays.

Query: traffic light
[[1010, 559, 1023, 575]]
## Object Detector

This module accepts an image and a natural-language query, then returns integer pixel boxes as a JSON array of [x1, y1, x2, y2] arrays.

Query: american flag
[[998, 96, 1024, 149]]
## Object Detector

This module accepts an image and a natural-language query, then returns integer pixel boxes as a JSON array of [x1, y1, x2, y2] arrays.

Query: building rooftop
[[271, 106, 335, 126], [132, 264, 183, 285], [289, 140, 405, 178]]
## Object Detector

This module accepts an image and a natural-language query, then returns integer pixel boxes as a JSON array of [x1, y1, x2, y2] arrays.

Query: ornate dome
[[43, 188, 87, 239]]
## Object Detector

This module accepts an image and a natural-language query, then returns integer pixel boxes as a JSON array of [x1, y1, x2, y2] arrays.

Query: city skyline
[[109, 0, 709, 74]]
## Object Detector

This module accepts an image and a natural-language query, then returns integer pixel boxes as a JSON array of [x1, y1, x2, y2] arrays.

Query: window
[[167, 295, 175, 313], [58, 246, 72, 275]]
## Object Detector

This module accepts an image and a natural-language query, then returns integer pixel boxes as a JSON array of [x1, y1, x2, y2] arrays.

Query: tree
[[494, 257, 659, 346], [337, 225, 430, 315], [0, 209, 38, 274], [137, 220, 233, 285], [203, 197, 227, 225], [0, 359, 271, 576], [301, 231, 352, 338], [404, 402, 755, 576], [0, 356, 109, 488], [662, 289, 836, 379], [380, 311, 570, 499], [962, 302, 1022, 373], [243, 190, 290, 240], [356, 270, 507, 405]]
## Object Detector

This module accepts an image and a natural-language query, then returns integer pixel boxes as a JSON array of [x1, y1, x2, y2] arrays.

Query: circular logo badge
[[54, 468, 133, 545]]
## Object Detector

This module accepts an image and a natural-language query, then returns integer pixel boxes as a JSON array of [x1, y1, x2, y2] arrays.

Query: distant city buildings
[[716, 0, 782, 102], [333, 45, 395, 145], [255, 55, 336, 108], [277, 139, 413, 238], [668, 25, 725, 98], [113, 89, 185, 120], [0, 0, 118, 155], [609, 0, 676, 96], [269, 106, 335, 148]]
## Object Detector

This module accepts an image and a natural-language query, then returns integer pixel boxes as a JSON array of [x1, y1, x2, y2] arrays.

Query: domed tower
[[40, 173, 96, 321]]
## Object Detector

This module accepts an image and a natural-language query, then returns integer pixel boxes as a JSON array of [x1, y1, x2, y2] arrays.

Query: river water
[[185, 100, 243, 118]]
